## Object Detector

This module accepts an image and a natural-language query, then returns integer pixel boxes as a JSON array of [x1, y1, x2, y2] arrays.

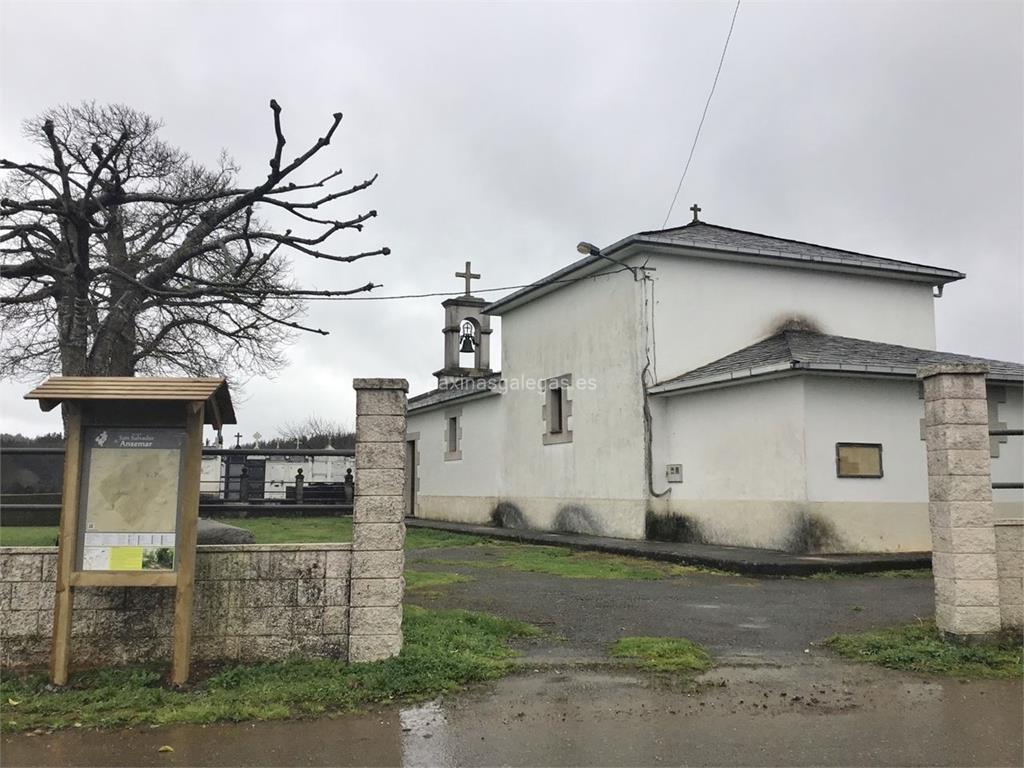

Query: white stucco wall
[[654, 376, 806, 501], [644, 252, 938, 381], [649, 376, 811, 550], [407, 394, 503, 524], [803, 377, 928, 503], [650, 374, 1022, 553], [496, 267, 648, 539], [802, 376, 930, 551]]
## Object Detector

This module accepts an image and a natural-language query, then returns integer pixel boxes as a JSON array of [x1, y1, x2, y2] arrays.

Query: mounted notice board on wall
[[78, 426, 186, 572], [24, 377, 235, 686]]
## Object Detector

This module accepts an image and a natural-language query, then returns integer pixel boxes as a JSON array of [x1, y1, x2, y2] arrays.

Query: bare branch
[[1, 100, 383, 381]]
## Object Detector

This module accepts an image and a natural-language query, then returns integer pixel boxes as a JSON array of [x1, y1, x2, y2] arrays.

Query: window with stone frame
[[444, 408, 462, 461], [542, 374, 573, 445]]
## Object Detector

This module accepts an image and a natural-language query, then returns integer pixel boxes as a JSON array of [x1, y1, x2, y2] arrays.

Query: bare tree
[[0, 100, 387, 385], [276, 415, 354, 449]]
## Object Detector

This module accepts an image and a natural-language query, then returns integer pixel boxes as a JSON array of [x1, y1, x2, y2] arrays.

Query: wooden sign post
[[24, 377, 235, 686]]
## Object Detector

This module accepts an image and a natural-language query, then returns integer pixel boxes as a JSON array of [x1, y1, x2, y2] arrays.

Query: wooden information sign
[[24, 377, 235, 686]]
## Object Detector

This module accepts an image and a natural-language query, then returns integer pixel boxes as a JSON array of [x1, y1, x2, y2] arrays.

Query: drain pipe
[[643, 375, 671, 499], [640, 275, 670, 500]]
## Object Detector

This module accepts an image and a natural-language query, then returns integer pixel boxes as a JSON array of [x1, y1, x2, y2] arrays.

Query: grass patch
[[611, 636, 713, 673], [495, 546, 706, 580], [404, 528, 495, 550], [0, 519, 489, 550], [826, 619, 1023, 678], [0, 606, 540, 733], [0, 526, 57, 547], [234, 516, 352, 544], [404, 570, 473, 592]]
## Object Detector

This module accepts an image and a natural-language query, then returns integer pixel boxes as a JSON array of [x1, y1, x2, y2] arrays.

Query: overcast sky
[[1, 0, 1021, 441]]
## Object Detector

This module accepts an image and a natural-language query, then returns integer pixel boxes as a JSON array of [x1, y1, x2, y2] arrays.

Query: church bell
[[459, 321, 477, 353]]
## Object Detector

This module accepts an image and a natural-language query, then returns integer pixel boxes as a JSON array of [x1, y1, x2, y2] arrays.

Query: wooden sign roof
[[25, 377, 236, 427]]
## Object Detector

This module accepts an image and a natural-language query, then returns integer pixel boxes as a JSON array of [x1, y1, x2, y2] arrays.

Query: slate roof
[[638, 221, 965, 276], [650, 331, 1024, 393], [409, 373, 503, 412], [486, 220, 964, 315]]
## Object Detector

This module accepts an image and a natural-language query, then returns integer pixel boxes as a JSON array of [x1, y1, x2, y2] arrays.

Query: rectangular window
[[542, 374, 573, 445], [836, 443, 883, 478], [447, 417, 458, 453], [548, 387, 563, 434], [444, 409, 462, 461]]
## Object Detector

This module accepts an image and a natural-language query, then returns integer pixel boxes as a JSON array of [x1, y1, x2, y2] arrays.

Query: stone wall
[[995, 519, 1023, 630], [1, 544, 352, 668]]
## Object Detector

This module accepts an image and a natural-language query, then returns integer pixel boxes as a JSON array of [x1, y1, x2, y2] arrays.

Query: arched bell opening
[[458, 317, 482, 370]]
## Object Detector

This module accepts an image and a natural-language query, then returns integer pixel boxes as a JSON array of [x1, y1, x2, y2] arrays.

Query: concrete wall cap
[[353, 378, 410, 391], [994, 518, 1024, 526], [917, 363, 990, 379]]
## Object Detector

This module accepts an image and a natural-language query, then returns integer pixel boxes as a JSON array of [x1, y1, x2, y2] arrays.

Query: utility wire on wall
[[661, 0, 742, 228]]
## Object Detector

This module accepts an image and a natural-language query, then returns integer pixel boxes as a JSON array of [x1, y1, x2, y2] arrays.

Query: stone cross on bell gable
[[456, 261, 480, 296]]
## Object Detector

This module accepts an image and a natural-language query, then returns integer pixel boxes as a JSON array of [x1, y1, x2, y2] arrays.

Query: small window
[[447, 417, 458, 453], [548, 387, 563, 434], [836, 443, 883, 478], [542, 374, 573, 445], [444, 409, 462, 461]]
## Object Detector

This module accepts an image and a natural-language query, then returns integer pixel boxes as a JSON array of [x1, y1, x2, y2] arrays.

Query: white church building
[[405, 211, 1023, 553]]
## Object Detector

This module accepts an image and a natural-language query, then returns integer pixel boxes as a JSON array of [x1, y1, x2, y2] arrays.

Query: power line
[[301, 265, 634, 301], [661, 0, 742, 229]]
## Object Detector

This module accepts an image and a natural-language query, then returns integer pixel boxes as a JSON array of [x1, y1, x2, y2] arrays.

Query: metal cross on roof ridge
[[456, 261, 481, 295], [690, 203, 701, 223]]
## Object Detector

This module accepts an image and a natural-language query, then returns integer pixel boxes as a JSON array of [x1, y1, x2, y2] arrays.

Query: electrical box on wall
[[666, 464, 683, 483]]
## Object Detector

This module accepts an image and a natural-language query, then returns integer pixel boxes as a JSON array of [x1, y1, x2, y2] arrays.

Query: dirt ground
[[4, 543, 1021, 768]]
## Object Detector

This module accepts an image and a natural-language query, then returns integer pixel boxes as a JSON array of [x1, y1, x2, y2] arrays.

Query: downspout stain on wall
[[553, 504, 602, 535], [491, 501, 526, 529], [782, 506, 843, 554], [645, 509, 707, 544]]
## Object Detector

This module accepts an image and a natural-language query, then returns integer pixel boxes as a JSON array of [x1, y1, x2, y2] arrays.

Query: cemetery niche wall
[[4, 378, 409, 678]]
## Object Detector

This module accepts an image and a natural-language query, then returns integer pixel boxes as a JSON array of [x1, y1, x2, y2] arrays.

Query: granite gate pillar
[[349, 378, 409, 662], [919, 363, 1001, 638]]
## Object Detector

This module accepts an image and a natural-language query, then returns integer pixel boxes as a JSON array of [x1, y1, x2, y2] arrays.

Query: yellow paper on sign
[[109, 547, 143, 570]]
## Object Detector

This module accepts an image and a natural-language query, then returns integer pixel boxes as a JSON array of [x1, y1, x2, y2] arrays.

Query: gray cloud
[[1, 0, 1020, 440]]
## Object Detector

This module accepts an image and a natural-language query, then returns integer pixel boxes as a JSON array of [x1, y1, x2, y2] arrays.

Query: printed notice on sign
[[78, 428, 185, 571]]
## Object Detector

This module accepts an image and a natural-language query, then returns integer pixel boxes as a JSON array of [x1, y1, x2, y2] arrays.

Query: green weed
[[0, 606, 540, 733], [826, 619, 1022, 678], [494, 546, 709, 580], [404, 570, 472, 592], [610, 636, 713, 673]]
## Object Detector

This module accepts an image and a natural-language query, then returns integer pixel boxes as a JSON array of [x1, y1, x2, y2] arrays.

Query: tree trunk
[[89, 213, 138, 377]]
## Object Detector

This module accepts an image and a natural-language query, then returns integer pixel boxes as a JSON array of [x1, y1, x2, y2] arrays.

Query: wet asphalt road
[[4, 544, 1022, 767]]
